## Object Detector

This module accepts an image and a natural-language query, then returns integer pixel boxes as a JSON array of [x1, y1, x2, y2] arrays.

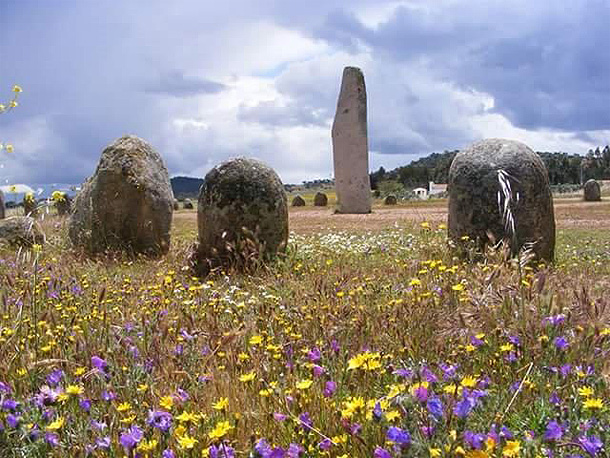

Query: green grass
[[0, 216, 609, 457]]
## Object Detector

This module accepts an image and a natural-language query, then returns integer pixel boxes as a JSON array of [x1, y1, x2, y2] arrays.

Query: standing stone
[[183, 199, 194, 209], [0, 216, 45, 247], [291, 195, 306, 207], [448, 138, 555, 262], [313, 192, 328, 207], [194, 157, 288, 273], [69, 135, 174, 255], [332, 66, 372, 214], [0, 190, 5, 219], [384, 195, 397, 205], [584, 179, 601, 201]]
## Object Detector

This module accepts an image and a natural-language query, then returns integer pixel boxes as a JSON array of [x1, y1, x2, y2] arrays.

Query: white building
[[429, 181, 448, 196], [413, 187, 428, 199]]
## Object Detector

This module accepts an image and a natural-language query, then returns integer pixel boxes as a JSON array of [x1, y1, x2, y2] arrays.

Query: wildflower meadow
[[1, 209, 609, 458]]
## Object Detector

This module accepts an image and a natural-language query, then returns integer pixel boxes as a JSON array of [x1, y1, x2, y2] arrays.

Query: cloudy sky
[[0, 0, 608, 185]]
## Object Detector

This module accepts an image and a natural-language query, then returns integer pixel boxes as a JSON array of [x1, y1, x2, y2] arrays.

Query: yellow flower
[[583, 398, 604, 409], [461, 375, 477, 388], [65, 385, 84, 396], [46, 416, 64, 431], [500, 343, 514, 352], [578, 386, 594, 397], [12, 85, 23, 93], [347, 351, 382, 371], [466, 451, 489, 458], [296, 379, 313, 390], [116, 402, 132, 412], [452, 283, 465, 291], [208, 420, 233, 440], [176, 411, 201, 424], [160, 395, 174, 410], [177, 434, 198, 449], [502, 440, 520, 457], [212, 397, 229, 410], [5, 144, 14, 153], [429, 448, 442, 457], [249, 335, 263, 346], [74, 367, 86, 376], [239, 371, 256, 382], [137, 439, 158, 452], [421, 221, 430, 229]]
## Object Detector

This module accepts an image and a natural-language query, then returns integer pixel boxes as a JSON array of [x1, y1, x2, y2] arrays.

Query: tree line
[[370, 146, 610, 189]]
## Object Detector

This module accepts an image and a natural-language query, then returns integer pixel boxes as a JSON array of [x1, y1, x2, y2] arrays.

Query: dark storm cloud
[[310, 1, 610, 132]]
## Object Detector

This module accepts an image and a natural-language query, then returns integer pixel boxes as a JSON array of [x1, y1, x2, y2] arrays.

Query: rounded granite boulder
[[0, 216, 45, 247], [195, 157, 288, 272], [313, 192, 328, 207], [69, 135, 174, 255], [291, 195, 306, 207], [384, 195, 397, 205], [583, 179, 601, 201], [448, 138, 555, 262]]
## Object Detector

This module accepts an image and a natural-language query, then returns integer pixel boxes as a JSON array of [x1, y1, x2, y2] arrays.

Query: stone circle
[[313, 192, 328, 207], [291, 195, 306, 207]]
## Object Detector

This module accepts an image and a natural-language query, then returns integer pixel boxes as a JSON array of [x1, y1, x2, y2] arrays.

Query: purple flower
[[393, 368, 413, 378], [454, 397, 476, 418], [148, 410, 173, 432], [544, 314, 566, 326], [210, 443, 235, 458], [387, 426, 411, 446], [578, 435, 603, 456], [120, 425, 143, 450], [175, 388, 189, 402], [373, 447, 392, 458], [298, 412, 312, 431], [330, 339, 340, 353], [91, 419, 107, 430], [440, 363, 459, 380], [464, 430, 485, 449], [312, 365, 325, 377], [255, 439, 273, 456], [323, 381, 336, 397], [470, 335, 485, 347], [162, 450, 176, 458], [45, 432, 60, 447], [101, 390, 116, 402], [287, 443, 304, 457], [554, 336, 569, 350], [0, 381, 11, 393], [544, 421, 563, 441], [308, 347, 321, 362], [6, 413, 21, 428], [1, 398, 19, 411], [79, 398, 91, 412], [373, 402, 383, 420], [91, 355, 108, 372], [350, 423, 362, 435], [560, 364, 572, 377], [46, 369, 63, 387], [509, 335, 521, 346], [421, 366, 439, 383], [549, 392, 561, 405], [273, 412, 287, 422], [414, 385, 428, 402], [318, 438, 332, 451], [500, 426, 514, 440], [427, 397, 443, 419], [96, 437, 111, 449]]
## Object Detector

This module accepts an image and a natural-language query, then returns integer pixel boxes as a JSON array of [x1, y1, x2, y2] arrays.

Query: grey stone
[[384, 195, 397, 205], [584, 179, 601, 201], [448, 138, 555, 262], [313, 192, 328, 207], [0, 216, 45, 247], [291, 195, 306, 207], [194, 157, 288, 273], [173, 199, 180, 211], [331, 66, 371, 214], [69, 135, 174, 255], [183, 199, 194, 209], [0, 190, 5, 219]]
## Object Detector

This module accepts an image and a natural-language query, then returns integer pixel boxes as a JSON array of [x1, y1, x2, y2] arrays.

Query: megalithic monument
[[331, 66, 372, 214]]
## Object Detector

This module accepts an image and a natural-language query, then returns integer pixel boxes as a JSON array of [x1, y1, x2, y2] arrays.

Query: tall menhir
[[332, 67, 372, 214]]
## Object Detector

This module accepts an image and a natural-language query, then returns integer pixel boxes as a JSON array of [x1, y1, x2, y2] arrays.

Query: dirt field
[[173, 197, 610, 235]]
